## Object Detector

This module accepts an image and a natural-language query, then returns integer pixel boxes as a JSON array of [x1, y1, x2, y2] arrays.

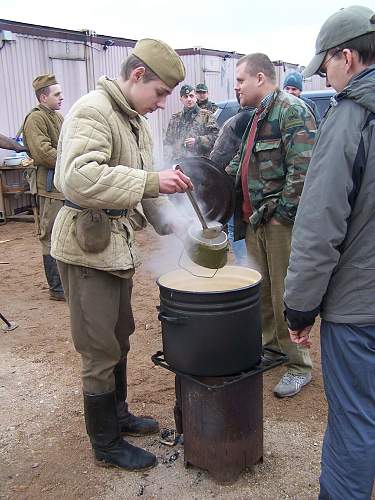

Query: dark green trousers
[[245, 222, 312, 375], [57, 261, 134, 393]]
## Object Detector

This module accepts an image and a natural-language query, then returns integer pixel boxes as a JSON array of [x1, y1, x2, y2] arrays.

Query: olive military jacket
[[51, 76, 175, 273], [230, 89, 316, 237], [23, 104, 64, 200], [163, 105, 219, 165]]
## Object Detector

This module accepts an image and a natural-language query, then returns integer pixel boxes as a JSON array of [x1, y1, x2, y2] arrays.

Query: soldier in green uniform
[[230, 53, 317, 397], [22, 74, 65, 301], [163, 84, 219, 165], [195, 83, 218, 112]]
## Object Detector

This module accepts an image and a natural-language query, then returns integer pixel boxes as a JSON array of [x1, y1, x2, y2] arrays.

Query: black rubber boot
[[83, 391, 157, 471], [42, 255, 65, 301], [114, 359, 159, 436]]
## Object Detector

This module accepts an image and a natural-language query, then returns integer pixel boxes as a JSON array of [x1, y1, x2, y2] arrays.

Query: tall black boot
[[42, 255, 65, 301], [114, 359, 159, 436], [83, 391, 157, 471]]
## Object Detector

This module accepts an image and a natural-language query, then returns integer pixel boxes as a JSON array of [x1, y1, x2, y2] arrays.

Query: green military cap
[[195, 83, 208, 92], [32, 73, 59, 91], [180, 84, 194, 97], [132, 38, 185, 89], [304, 5, 375, 78]]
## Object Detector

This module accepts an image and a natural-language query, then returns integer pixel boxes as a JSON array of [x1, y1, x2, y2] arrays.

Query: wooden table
[[0, 164, 34, 225]]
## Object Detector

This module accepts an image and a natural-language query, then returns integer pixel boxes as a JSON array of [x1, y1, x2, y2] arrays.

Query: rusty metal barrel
[[178, 372, 263, 484], [152, 351, 287, 483]]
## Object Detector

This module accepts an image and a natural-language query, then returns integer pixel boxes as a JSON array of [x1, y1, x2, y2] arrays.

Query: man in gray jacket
[[284, 6, 375, 499]]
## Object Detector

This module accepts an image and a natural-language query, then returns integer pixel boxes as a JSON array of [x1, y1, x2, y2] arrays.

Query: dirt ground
[[0, 221, 328, 500]]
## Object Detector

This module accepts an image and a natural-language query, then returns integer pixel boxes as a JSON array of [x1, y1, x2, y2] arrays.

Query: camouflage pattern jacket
[[163, 105, 219, 165], [230, 89, 316, 237], [197, 99, 218, 113]]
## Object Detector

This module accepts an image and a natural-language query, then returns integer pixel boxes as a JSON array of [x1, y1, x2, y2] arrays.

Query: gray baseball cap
[[304, 5, 375, 78]]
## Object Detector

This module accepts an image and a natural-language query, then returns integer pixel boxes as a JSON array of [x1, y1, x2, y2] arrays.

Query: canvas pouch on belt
[[21, 158, 38, 195], [74, 209, 111, 253]]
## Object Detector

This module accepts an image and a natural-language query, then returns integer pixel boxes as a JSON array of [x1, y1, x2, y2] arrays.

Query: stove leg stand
[[174, 375, 183, 435]]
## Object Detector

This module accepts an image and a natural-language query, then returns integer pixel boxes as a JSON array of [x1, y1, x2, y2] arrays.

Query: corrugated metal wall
[[92, 43, 131, 81], [202, 54, 238, 102], [0, 24, 328, 165], [0, 35, 49, 137]]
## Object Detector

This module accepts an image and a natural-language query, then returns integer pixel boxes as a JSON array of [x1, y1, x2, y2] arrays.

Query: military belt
[[64, 200, 127, 218]]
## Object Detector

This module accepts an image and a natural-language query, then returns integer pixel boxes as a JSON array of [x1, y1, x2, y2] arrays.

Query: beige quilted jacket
[[51, 76, 174, 272]]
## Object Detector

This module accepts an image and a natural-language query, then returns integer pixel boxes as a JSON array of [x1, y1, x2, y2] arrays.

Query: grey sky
[[1, 0, 366, 65]]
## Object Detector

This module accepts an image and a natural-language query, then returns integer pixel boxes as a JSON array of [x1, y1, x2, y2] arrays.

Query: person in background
[[284, 6, 375, 498], [195, 83, 218, 112], [210, 92, 252, 265], [51, 39, 192, 472], [163, 84, 219, 165], [22, 74, 65, 301], [210, 93, 253, 169], [283, 71, 321, 126], [230, 53, 316, 397]]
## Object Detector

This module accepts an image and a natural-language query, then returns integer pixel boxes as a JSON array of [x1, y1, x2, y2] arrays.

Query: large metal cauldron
[[157, 266, 262, 377]]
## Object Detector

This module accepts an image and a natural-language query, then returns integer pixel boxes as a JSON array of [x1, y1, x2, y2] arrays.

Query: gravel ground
[[1, 222, 328, 500]]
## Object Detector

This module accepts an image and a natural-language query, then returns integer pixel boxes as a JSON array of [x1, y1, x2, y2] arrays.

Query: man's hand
[[15, 145, 29, 154], [159, 169, 193, 194], [184, 137, 196, 149], [288, 325, 313, 349]]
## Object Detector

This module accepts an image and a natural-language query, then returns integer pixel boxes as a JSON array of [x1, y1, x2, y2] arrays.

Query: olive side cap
[[32, 73, 58, 91], [132, 38, 186, 88]]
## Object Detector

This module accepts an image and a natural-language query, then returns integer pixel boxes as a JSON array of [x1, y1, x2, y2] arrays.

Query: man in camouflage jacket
[[195, 83, 218, 113], [230, 53, 316, 398], [163, 84, 219, 165]]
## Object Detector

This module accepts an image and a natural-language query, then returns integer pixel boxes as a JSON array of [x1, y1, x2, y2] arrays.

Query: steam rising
[[142, 160, 258, 277]]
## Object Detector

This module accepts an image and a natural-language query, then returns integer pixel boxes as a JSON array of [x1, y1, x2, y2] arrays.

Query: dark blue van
[[214, 89, 335, 127]]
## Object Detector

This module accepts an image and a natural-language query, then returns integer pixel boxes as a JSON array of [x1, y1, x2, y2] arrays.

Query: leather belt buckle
[[105, 209, 128, 218]]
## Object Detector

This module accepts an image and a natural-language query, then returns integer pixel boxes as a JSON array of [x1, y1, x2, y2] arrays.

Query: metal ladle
[[185, 189, 223, 239], [174, 164, 223, 239]]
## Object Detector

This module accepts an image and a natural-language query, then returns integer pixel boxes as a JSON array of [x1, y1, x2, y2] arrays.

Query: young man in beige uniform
[[51, 39, 192, 471], [23, 74, 65, 301]]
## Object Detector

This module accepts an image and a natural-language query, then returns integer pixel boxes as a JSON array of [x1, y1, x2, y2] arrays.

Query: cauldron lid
[[174, 156, 235, 225]]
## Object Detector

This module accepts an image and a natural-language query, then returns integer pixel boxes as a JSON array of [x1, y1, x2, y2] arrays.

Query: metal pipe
[[0, 312, 11, 327]]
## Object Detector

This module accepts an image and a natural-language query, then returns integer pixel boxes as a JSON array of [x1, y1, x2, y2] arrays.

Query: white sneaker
[[273, 372, 312, 398]]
